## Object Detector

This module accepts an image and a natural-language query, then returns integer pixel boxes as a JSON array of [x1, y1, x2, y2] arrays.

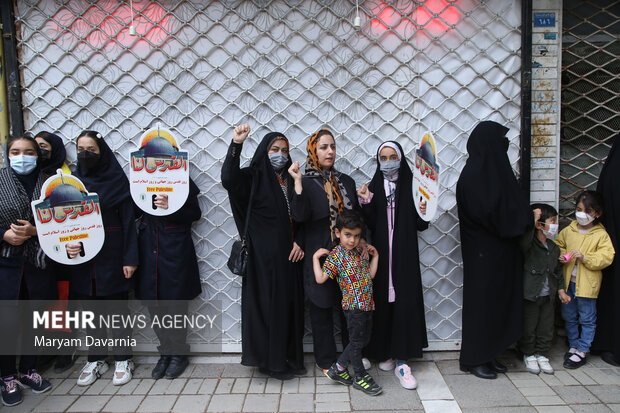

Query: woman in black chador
[[68, 131, 139, 387], [593, 134, 620, 366], [456, 121, 532, 379], [357, 141, 428, 389], [221, 124, 305, 380]]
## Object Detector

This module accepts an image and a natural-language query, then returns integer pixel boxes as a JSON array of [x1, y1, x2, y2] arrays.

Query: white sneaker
[[378, 359, 396, 371], [77, 360, 109, 386], [524, 355, 540, 374], [112, 360, 134, 386], [536, 355, 554, 375], [362, 358, 371, 370]]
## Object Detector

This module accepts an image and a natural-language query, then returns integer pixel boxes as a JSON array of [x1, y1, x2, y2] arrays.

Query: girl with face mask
[[517, 203, 565, 375], [33, 131, 77, 374], [68, 131, 139, 388], [34, 131, 71, 175], [556, 190, 615, 369], [356, 141, 428, 390], [222, 124, 305, 380], [0, 136, 55, 406]]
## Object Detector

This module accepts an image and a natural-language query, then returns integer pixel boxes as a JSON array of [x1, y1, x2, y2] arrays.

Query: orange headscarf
[[305, 129, 346, 241]]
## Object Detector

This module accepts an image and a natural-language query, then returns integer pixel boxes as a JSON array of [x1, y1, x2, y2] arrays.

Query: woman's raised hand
[[357, 183, 370, 201], [233, 124, 250, 144], [288, 161, 302, 181]]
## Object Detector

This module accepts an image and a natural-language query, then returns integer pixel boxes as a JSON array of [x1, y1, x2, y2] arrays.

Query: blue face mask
[[269, 152, 289, 171], [9, 154, 38, 175]]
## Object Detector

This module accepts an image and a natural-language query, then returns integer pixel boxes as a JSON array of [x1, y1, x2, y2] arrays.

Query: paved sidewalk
[[2, 343, 620, 412]]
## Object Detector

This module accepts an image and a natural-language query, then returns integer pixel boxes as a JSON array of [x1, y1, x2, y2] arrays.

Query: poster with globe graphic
[[129, 127, 189, 216], [412, 132, 440, 221], [31, 170, 105, 265]]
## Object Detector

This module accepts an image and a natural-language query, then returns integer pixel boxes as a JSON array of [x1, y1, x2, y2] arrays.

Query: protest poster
[[31, 170, 105, 264], [130, 128, 189, 216]]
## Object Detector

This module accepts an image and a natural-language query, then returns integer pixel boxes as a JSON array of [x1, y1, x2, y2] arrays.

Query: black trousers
[[338, 309, 373, 377], [74, 291, 133, 362], [309, 300, 349, 369], [148, 302, 190, 355], [0, 303, 36, 377]]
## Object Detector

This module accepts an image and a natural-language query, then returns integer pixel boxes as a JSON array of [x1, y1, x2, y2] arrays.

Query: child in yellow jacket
[[556, 190, 615, 369]]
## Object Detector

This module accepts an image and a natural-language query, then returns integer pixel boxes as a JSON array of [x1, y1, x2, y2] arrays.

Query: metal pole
[[520, 0, 533, 202], [0, 0, 23, 139]]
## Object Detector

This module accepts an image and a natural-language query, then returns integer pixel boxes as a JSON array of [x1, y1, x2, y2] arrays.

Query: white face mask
[[575, 211, 595, 226], [542, 223, 558, 239]]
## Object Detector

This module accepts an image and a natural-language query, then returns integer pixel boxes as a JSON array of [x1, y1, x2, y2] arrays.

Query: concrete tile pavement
[[1, 342, 619, 412]]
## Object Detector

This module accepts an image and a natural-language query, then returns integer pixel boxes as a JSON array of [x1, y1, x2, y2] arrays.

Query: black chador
[[222, 132, 304, 376], [362, 141, 429, 362], [457, 121, 532, 369], [593, 134, 620, 366]]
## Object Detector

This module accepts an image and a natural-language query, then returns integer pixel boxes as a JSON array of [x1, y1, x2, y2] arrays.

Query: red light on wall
[[367, 1, 462, 37], [417, 0, 462, 36]]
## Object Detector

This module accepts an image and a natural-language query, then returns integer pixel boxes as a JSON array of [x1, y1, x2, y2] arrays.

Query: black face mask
[[78, 150, 100, 170], [39, 148, 51, 160]]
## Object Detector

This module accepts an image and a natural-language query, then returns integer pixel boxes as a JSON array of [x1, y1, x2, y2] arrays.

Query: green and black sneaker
[[325, 363, 353, 385], [353, 373, 383, 396]]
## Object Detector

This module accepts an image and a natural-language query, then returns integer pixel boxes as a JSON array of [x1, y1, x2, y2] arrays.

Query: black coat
[[0, 167, 57, 300], [593, 134, 620, 362], [69, 197, 139, 297], [291, 172, 361, 308], [135, 179, 202, 301], [70, 135, 139, 297], [362, 141, 429, 361], [456, 121, 532, 366], [221, 134, 304, 373]]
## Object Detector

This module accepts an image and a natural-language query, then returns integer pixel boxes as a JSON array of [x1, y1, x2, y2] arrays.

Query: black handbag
[[227, 180, 256, 276]]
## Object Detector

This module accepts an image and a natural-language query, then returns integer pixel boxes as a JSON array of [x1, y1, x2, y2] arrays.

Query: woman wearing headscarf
[[221, 124, 305, 380], [593, 135, 620, 366], [34, 131, 71, 175], [33, 131, 77, 374], [0, 135, 55, 406], [288, 129, 361, 372], [356, 141, 428, 389], [135, 171, 202, 380], [68, 130, 138, 387], [456, 121, 532, 379]]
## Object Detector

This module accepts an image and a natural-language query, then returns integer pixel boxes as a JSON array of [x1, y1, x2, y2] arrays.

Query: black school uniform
[[135, 179, 202, 356], [70, 136, 138, 362]]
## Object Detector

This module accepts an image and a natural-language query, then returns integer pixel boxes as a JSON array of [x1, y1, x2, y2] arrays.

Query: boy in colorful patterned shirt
[[313, 209, 381, 396]]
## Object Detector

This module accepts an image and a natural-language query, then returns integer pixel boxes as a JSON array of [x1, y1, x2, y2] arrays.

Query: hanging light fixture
[[353, 0, 361, 28], [129, 0, 137, 35]]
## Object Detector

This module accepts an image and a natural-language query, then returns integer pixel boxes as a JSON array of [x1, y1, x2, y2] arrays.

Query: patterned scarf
[[0, 167, 48, 268], [304, 129, 353, 241]]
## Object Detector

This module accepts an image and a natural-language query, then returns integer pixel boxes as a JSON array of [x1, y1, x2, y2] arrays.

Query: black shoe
[[487, 359, 507, 373], [19, 370, 52, 394], [152, 356, 171, 380], [352, 373, 382, 396], [601, 352, 620, 367], [165, 356, 189, 379], [460, 364, 497, 379], [1, 376, 23, 406], [324, 363, 353, 386], [564, 351, 575, 361], [54, 353, 78, 373], [563, 353, 586, 369], [258, 367, 295, 381]]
